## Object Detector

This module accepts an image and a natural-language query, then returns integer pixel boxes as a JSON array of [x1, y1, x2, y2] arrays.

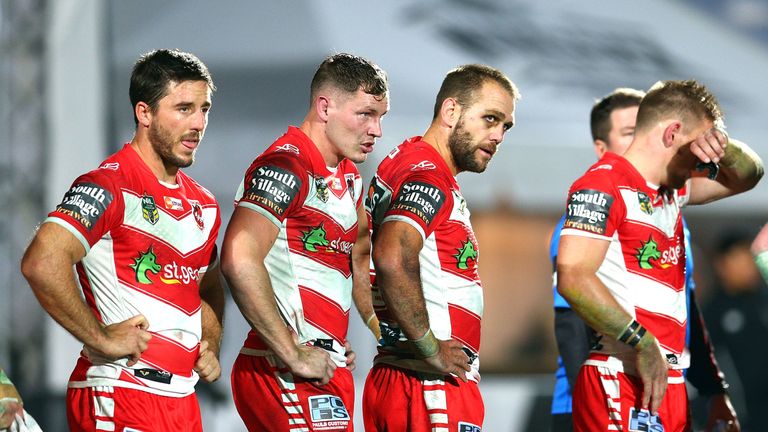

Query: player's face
[[326, 88, 389, 164], [448, 81, 515, 173], [148, 80, 211, 169], [605, 106, 639, 156]]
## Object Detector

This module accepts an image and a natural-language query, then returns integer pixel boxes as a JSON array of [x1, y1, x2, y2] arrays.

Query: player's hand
[[705, 394, 740, 432], [635, 341, 668, 414], [94, 315, 152, 366], [343, 340, 357, 372], [0, 383, 23, 429], [195, 340, 222, 383], [691, 127, 728, 164], [285, 336, 336, 386], [424, 339, 471, 382]]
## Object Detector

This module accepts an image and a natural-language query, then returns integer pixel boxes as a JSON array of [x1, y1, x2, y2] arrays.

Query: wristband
[[627, 326, 647, 348], [617, 319, 640, 343], [411, 328, 439, 358]]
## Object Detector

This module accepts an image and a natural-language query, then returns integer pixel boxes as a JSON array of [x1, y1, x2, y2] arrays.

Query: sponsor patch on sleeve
[[563, 189, 613, 235], [54, 182, 113, 231], [390, 181, 445, 226], [243, 165, 301, 217]]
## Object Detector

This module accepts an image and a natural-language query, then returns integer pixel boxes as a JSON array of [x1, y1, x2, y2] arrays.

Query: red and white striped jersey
[[233, 126, 363, 366], [366, 137, 483, 382], [561, 152, 690, 379], [46, 144, 221, 396]]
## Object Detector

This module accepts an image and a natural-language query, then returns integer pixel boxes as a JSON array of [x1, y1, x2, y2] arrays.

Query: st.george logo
[[635, 236, 660, 270], [300, 224, 329, 252], [454, 239, 478, 270], [130, 247, 161, 284]]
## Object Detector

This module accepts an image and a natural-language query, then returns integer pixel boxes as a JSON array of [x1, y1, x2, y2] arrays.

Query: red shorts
[[231, 353, 354, 431], [363, 364, 484, 432], [573, 365, 690, 432], [66, 386, 201, 432]]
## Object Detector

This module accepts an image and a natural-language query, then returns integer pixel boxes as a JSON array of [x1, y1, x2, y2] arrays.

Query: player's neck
[[129, 138, 179, 185], [422, 126, 459, 176], [623, 137, 668, 187], [300, 118, 342, 168]]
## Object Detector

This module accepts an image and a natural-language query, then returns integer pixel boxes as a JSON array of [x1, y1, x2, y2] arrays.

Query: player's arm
[[21, 223, 151, 364], [751, 223, 768, 284], [557, 234, 667, 413], [195, 255, 224, 383], [688, 131, 764, 205], [372, 220, 470, 381], [686, 290, 740, 431], [220, 207, 336, 384], [351, 204, 379, 340]]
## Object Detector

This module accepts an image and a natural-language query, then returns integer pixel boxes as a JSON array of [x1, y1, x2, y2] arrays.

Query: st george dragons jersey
[[46, 144, 221, 396], [561, 152, 689, 380], [366, 137, 483, 382], [233, 126, 363, 366]]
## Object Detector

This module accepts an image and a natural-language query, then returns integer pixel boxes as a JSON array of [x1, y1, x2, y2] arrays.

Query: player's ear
[[440, 97, 461, 128], [135, 102, 152, 129], [662, 121, 681, 148], [316, 95, 331, 122]]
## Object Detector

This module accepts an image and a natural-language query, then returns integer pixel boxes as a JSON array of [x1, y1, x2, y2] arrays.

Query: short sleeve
[[44, 172, 124, 252], [382, 172, 453, 240], [235, 152, 307, 227]]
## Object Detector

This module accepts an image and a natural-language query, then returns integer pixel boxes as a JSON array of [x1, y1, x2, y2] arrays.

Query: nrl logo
[[635, 236, 661, 270], [637, 192, 654, 215], [129, 246, 161, 284], [141, 194, 159, 225], [300, 224, 329, 252], [454, 238, 478, 270], [314, 176, 329, 203]]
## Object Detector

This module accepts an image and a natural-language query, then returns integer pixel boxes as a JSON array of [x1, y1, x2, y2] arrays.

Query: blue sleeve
[[552, 214, 570, 309]]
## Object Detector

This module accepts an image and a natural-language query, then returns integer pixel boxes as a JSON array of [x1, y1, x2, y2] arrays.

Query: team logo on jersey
[[300, 224, 330, 252], [129, 247, 200, 285], [391, 181, 445, 226], [459, 423, 482, 432], [365, 178, 388, 218], [129, 247, 162, 284], [315, 176, 330, 202], [665, 353, 679, 365], [628, 407, 664, 432], [245, 165, 301, 217], [636, 236, 661, 270], [274, 143, 300, 154], [164, 196, 183, 211], [345, 173, 356, 200], [141, 194, 159, 225], [55, 182, 113, 231], [455, 238, 478, 270], [189, 199, 205, 230], [564, 189, 613, 235], [637, 191, 654, 215], [410, 160, 436, 171], [308, 395, 350, 425]]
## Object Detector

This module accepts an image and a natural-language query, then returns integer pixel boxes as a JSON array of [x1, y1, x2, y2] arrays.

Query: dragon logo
[[300, 224, 330, 252], [636, 236, 661, 270], [454, 238, 478, 270], [129, 247, 161, 284]]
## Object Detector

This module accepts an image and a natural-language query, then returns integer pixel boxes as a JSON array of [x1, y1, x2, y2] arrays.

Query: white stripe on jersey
[[122, 191, 216, 256], [620, 187, 679, 238]]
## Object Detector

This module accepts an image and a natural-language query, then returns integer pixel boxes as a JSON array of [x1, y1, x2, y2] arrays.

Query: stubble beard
[[449, 119, 486, 173], [148, 122, 195, 169]]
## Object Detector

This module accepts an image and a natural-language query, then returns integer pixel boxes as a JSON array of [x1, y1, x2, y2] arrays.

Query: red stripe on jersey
[[139, 333, 199, 376], [635, 307, 686, 355], [448, 303, 481, 352], [299, 286, 349, 342], [118, 276, 202, 316]]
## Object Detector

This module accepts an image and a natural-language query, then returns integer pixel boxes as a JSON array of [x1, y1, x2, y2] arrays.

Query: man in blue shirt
[[550, 88, 739, 432]]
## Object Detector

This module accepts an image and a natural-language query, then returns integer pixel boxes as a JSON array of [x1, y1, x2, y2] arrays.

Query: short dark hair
[[590, 88, 645, 142], [309, 53, 388, 105], [432, 64, 519, 120], [129, 49, 215, 126], [636, 80, 722, 134]]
